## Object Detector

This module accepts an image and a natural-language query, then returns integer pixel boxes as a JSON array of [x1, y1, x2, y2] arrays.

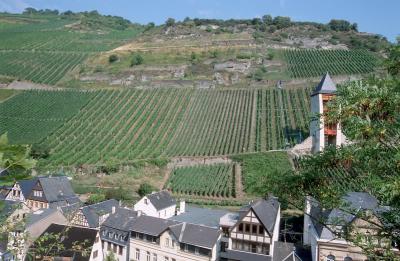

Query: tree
[[273, 16, 291, 29], [273, 78, 400, 259], [385, 43, 400, 77], [0, 133, 36, 174], [108, 54, 119, 63], [23, 8, 37, 15], [328, 19, 353, 32], [130, 53, 143, 66], [138, 183, 156, 197], [165, 18, 176, 27], [262, 15, 273, 25]]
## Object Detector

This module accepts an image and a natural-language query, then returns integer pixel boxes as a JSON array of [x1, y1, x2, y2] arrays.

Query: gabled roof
[[18, 178, 38, 198], [312, 73, 337, 96], [310, 192, 387, 240], [38, 176, 76, 203], [102, 207, 139, 232], [81, 199, 119, 228], [131, 215, 179, 236], [30, 224, 97, 261], [237, 197, 280, 236], [169, 205, 229, 228], [169, 222, 220, 249], [146, 190, 176, 211]]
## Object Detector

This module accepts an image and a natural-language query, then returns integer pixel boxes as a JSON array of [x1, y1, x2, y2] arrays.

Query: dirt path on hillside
[[234, 163, 244, 199]]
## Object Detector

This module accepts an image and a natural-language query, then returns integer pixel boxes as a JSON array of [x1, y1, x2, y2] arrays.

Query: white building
[[134, 191, 177, 219], [310, 73, 344, 154]]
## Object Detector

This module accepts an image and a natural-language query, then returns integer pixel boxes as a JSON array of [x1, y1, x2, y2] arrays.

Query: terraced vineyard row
[[0, 51, 88, 85], [284, 49, 378, 78], [0, 88, 312, 165], [0, 90, 93, 143], [166, 164, 235, 198]]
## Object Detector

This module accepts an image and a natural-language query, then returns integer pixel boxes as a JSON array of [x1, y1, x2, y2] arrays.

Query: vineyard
[[284, 49, 378, 78], [0, 90, 94, 143], [166, 164, 236, 198], [0, 88, 312, 165], [0, 14, 142, 85]]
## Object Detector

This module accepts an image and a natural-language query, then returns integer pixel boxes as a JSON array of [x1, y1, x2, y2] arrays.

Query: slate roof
[[30, 223, 97, 261], [38, 176, 76, 203], [18, 178, 38, 199], [102, 207, 139, 232], [309, 192, 387, 240], [169, 222, 220, 249], [273, 241, 303, 261], [131, 215, 179, 236], [81, 199, 119, 228], [237, 197, 280, 236], [146, 190, 176, 211], [26, 208, 59, 228], [220, 249, 272, 261], [169, 205, 229, 228], [312, 73, 337, 96]]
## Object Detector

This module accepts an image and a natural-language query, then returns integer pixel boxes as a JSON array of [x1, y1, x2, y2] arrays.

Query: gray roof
[[312, 73, 337, 96], [169, 205, 229, 228], [310, 192, 387, 240], [273, 241, 302, 261], [81, 199, 119, 228], [147, 190, 176, 211], [238, 197, 280, 236], [220, 249, 272, 261], [18, 178, 38, 198], [26, 208, 59, 228], [169, 222, 220, 249], [38, 176, 76, 203], [131, 215, 179, 236], [102, 207, 139, 232]]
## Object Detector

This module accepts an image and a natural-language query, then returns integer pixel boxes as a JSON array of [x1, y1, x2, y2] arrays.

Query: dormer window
[[238, 223, 243, 232], [33, 190, 43, 197], [327, 254, 336, 261]]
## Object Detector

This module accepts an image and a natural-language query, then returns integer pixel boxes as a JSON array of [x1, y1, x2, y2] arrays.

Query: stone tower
[[310, 73, 343, 154]]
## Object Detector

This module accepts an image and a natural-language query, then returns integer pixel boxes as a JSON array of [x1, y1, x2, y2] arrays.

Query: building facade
[[134, 190, 177, 219]]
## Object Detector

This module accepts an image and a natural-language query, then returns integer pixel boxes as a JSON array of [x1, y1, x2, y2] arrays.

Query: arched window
[[327, 254, 335, 261], [344, 257, 353, 261]]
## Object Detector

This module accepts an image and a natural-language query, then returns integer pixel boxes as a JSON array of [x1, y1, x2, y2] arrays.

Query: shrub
[[87, 193, 106, 204], [138, 183, 156, 197], [108, 54, 119, 63], [253, 68, 264, 81], [130, 53, 143, 66], [30, 144, 50, 159], [236, 53, 252, 59], [190, 52, 198, 63], [165, 18, 175, 27], [266, 52, 274, 60]]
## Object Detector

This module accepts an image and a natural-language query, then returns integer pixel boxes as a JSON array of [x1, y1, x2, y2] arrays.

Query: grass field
[[231, 152, 293, 196], [166, 164, 235, 198], [0, 90, 94, 143], [284, 49, 378, 78], [0, 14, 143, 85], [0, 88, 311, 165]]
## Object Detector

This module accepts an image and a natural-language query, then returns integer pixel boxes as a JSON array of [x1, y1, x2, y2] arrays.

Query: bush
[[165, 18, 175, 27], [105, 187, 132, 201], [138, 183, 156, 197], [30, 144, 50, 159], [266, 52, 274, 60], [130, 53, 143, 66], [190, 52, 198, 63], [108, 54, 119, 63], [236, 53, 252, 59], [87, 193, 106, 204], [253, 68, 265, 81]]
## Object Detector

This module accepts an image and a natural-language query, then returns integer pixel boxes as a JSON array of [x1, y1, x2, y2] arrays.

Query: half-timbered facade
[[71, 199, 119, 228]]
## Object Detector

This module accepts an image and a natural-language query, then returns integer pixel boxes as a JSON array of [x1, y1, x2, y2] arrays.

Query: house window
[[153, 253, 157, 261], [136, 249, 140, 260], [33, 190, 43, 197], [245, 224, 250, 233], [113, 244, 117, 253], [164, 257, 169, 261], [165, 238, 169, 247], [146, 251, 151, 261], [145, 198, 148, 205], [251, 243, 257, 253], [258, 226, 264, 235], [114, 234, 118, 240], [252, 224, 258, 234], [107, 242, 111, 251], [238, 223, 243, 232], [93, 250, 98, 258], [119, 246, 123, 255]]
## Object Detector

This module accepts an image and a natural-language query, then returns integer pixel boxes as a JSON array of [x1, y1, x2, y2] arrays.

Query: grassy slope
[[0, 89, 18, 102], [231, 151, 293, 196]]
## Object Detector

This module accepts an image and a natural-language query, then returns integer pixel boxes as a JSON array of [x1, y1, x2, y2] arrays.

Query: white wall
[[134, 196, 176, 219], [310, 94, 323, 154], [270, 205, 281, 256]]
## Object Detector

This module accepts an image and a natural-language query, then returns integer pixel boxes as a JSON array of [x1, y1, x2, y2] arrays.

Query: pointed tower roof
[[312, 73, 337, 96]]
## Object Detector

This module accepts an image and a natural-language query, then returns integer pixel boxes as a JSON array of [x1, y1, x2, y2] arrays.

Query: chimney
[[112, 206, 116, 214], [179, 200, 186, 214]]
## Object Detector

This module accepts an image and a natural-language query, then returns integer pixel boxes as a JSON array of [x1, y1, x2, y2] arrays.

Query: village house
[[129, 215, 221, 261], [5, 176, 80, 211], [71, 199, 120, 228], [134, 190, 178, 219], [303, 192, 397, 261]]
